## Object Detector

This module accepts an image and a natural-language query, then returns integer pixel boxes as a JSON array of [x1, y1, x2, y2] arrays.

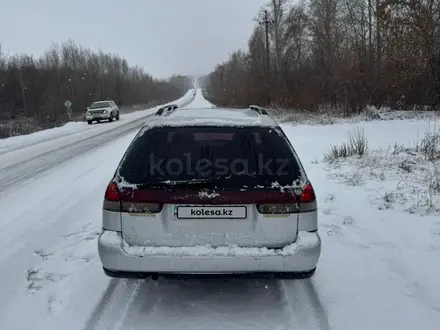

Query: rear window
[[117, 126, 302, 189]]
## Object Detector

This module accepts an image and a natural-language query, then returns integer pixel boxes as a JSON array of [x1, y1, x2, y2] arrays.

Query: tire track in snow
[[83, 279, 152, 330], [83, 277, 329, 330], [279, 279, 330, 330]]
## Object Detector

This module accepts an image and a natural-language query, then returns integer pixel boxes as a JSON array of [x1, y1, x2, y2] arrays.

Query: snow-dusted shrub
[[418, 127, 440, 161], [324, 127, 368, 163]]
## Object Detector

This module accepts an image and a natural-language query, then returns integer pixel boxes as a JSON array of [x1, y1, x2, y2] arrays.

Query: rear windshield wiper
[[137, 179, 214, 188]]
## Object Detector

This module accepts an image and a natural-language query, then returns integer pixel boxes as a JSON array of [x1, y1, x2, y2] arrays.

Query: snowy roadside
[[274, 106, 440, 127], [0, 89, 196, 152], [322, 125, 440, 215], [281, 119, 440, 330]]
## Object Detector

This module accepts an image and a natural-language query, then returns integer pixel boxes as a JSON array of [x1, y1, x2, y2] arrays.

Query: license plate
[[176, 206, 247, 219]]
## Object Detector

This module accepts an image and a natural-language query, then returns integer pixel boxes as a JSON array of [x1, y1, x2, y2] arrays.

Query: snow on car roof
[[144, 108, 278, 129]]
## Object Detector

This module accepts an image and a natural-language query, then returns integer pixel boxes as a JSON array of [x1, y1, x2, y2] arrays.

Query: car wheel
[[87, 120, 92, 125], [116, 112, 120, 120], [109, 114, 113, 122]]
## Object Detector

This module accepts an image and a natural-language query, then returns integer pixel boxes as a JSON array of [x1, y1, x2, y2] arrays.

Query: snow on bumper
[[98, 230, 321, 274]]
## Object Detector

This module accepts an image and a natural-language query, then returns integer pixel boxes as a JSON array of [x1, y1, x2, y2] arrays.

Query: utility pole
[[259, 10, 274, 105], [368, 0, 372, 67]]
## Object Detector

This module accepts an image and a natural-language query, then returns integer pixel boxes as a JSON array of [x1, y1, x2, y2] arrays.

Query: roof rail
[[155, 104, 178, 116], [249, 105, 269, 116]]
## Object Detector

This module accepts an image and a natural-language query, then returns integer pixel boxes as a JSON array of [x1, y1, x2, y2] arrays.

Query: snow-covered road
[[0, 89, 439, 330]]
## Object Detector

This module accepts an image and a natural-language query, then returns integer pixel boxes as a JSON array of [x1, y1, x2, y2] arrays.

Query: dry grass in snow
[[322, 126, 440, 215]]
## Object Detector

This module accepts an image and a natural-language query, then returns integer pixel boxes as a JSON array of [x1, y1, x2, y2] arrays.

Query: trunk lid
[[115, 125, 305, 248]]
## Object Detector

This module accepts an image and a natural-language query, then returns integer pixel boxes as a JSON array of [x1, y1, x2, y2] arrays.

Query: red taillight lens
[[105, 182, 120, 201], [103, 182, 121, 212], [257, 184, 317, 214], [119, 189, 163, 214], [300, 184, 316, 203], [298, 183, 317, 213], [255, 190, 298, 214]]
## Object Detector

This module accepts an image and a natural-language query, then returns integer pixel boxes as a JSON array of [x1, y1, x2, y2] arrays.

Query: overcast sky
[[0, 0, 265, 78]]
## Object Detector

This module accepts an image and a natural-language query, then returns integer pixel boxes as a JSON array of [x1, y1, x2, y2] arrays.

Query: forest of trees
[[0, 39, 192, 136], [203, 0, 440, 115]]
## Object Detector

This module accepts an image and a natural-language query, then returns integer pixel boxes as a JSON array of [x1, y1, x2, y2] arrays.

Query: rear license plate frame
[[176, 205, 247, 219]]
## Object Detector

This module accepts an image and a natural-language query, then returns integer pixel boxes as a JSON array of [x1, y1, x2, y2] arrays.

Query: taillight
[[256, 190, 298, 214], [300, 184, 316, 202], [119, 189, 163, 214], [299, 183, 317, 212], [257, 203, 297, 214], [256, 183, 317, 214], [121, 201, 163, 214], [103, 182, 121, 212], [105, 182, 120, 201]]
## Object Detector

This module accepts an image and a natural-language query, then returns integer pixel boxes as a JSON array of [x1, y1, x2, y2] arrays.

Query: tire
[[279, 268, 316, 280], [87, 120, 92, 125], [109, 114, 113, 122], [103, 267, 149, 279], [116, 112, 120, 120]]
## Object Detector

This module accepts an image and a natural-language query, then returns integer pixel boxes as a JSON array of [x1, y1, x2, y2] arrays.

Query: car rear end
[[98, 124, 320, 279]]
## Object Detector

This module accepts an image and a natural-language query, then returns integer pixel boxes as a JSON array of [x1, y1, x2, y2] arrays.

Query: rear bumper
[[98, 230, 321, 277]]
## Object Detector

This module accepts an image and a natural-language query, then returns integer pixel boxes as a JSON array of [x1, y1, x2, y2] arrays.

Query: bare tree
[[0, 40, 189, 137], [205, 0, 440, 114]]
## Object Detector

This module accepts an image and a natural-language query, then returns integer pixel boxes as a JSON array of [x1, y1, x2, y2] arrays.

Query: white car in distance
[[86, 100, 120, 124]]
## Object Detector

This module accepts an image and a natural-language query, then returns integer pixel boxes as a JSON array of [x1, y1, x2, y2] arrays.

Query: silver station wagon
[[98, 107, 321, 280]]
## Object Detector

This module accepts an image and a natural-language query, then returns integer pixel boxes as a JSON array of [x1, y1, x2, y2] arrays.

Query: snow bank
[[275, 106, 440, 126], [0, 121, 87, 152]]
